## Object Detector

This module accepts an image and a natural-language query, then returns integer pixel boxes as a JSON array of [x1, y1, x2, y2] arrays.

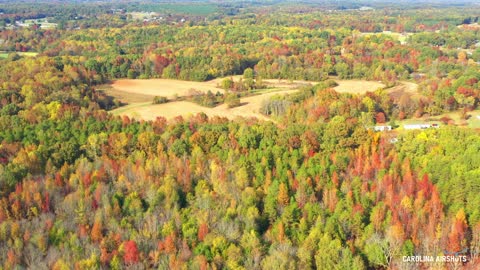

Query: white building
[[404, 124, 439, 130], [374, 125, 392, 131]]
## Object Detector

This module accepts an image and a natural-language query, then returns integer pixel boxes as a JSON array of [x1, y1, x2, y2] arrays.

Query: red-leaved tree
[[123, 240, 139, 265]]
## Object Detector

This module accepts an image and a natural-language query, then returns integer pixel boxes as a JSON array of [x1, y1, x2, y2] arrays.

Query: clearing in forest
[[387, 81, 422, 101], [334, 80, 385, 94], [110, 79, 225, 99], [111, 89, 297, 121], [109, 77, 387, 103], [0, 51, 39, 58], [108, 77, 390, 121], [399, 109, 480, 129]]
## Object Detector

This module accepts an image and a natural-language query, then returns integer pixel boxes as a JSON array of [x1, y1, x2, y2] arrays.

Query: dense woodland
[[0, 1, 479, 269]]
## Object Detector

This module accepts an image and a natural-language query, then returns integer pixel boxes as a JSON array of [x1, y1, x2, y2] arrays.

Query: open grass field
[[110, 77, 385, 100], [97, 85, 154, 103], [128, 12, 158, 20], [23, 18, 58, 29], [398, 109, 480, 129], [220, 89, 298, 120], [108, 78, 390, 121], [262, 78, 318, 89], [212, 77, 385, 94], [111, 89, 297, 121], [387, 81, 421, 101], [0, 51, 38, 58], [158, 3, 217, 15], [110, 79, 225, 99], [360, 31, 413, 44], [334, 80, 385, 94], [131, 3, 218, 15]]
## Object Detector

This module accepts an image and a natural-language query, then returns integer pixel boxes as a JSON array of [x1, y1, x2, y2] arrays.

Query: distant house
[[404, 124, 439, 130], [359, 6, 374, 11], [411, 73, 426, 80], [374, 125, 392, 132]]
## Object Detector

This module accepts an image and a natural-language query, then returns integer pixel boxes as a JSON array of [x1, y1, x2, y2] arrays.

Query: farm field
[[150, 3, 217, 15], [108, 78, 390, 121], [334, 80, 385, 93], [110, 79, 225, 99], [387, 81, 422, 101], [111, 89, 298, 121], [109, 76, 318, 99], [109, 77, 388, 102], [235, 78, 385, 93]]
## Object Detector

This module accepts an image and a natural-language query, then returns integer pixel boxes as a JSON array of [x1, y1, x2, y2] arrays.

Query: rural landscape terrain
[[105, 78, 384, 121], [0, 0, 479, 269]]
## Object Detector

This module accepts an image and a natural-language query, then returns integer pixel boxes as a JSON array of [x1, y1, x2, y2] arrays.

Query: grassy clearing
[[442, 110, 480, 128], [387, 81, 423, 102], [0, 51, 39, 58], [111, 102, 152, 115], [110, 79, 225, 99], [108, 77, 385, 105], [97, 84, 154, 103], [360, 31, 413, 44], [397, 110, 480, 129], [23, 18, 58, 29], [334, 80, 385, 94], [108, 77, 388, 122], [136, 3, 218, 16], [161, 4, 217, 15], [110, 89, 297, 121], [250, 87, 291, 95]]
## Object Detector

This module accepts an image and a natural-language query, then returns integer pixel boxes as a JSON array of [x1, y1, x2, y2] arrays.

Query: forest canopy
[[0, 1, 479, 269]]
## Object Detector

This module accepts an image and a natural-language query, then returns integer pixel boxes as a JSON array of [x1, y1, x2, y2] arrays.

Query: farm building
[[404, 124, 439, 130], [374, 125, 392, 131]]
